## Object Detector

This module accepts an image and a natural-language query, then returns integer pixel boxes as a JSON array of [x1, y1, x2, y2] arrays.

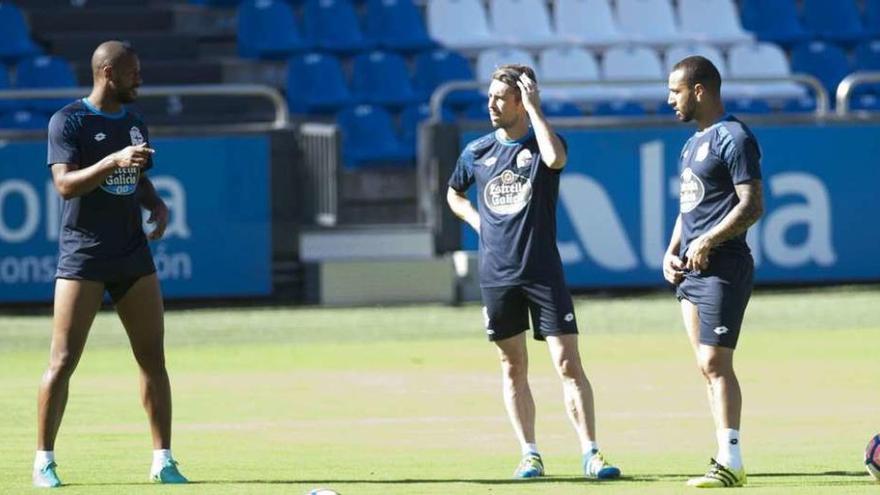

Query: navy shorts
[[56, 245, 157, 305], [481, 281, 578, 342], [676, 253, 754, 349]]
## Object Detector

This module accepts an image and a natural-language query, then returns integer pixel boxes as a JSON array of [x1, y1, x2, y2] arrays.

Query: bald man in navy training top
[[33, 41, 188, 488]]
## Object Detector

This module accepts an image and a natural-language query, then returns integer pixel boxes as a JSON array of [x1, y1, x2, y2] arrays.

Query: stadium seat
[[475, 47, 536, 83], [727, 42, 807, 100], [592, 100, 646, 116], [553, 0, 624, 47], [739, 0, 811, 46], [15, 55, 78, 113], [541, 100, 583, 117], [364, 0, 435, 52], [602, 45, 667, 101], [852, 40, 880, 98], [399, 102, 454, 157], [351, 51, 419, 108], [0, 109, 49, 130], [337, 104, 412, 168], [303, 0, 371, 54], [0, 2, 40, 64], [538, 46, 607, 103], [413, 49, 482, 108], [782, 95, 818, 113], [463, 101, 490, 120], [724, 98, 772, 114], [237, 0, 308, 60], [866, 0, 880, 37], [677, 0, 753, 46], [427, 0, 495, 51], [286, 53, 353, 114], [0, 66, 12, 113], [791, 41, 852, 101], [489, 0, 563, 48], [664, 43, 727, 76], [615, 0, 687, 46], [802, 0, 865, 45]]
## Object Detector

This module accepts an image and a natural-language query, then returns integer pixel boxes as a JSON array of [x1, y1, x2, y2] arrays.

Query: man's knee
[[134, 349, 168, 377], [46, 350, 80, 381], [499, 352, 528, 381], [554, 354, 585, 382], [697, 350, 733, 380]]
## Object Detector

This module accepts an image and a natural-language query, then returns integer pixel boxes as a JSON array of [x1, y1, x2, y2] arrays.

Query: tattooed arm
[[684, 180, 764, 271]]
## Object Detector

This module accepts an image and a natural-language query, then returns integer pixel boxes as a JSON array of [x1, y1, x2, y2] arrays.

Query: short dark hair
[[672, 56, 721, 94], [491, 64, 538, 90]]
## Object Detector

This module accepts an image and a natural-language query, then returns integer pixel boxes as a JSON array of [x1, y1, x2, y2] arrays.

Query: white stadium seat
[[553, 0, 625, 47], [539, 46, 610, 102], [476, 47, 537, 83], [727, 42, 807, 100], [427, 0, 495, 51], [602, 45, 668, 101], [490, 0, 564, 48], [664, 43, 728, 77], [616, 0, 688, 46], [677, 0, 754, 46]]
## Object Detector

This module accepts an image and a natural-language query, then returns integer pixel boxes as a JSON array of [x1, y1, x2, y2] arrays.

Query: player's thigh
[[115, 273, 166, 360], [482, 286, 530, 342], [493, 330, 529, 370], [523, 282, 577, 339], [680, 297, 702, 355], [51, 278, 105, 364]]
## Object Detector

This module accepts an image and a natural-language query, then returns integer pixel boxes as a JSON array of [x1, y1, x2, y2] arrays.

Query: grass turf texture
[[1, 286, 879, 494]]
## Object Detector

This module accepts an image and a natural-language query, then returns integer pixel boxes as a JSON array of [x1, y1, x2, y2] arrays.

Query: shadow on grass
[[64, 471, 873, 487]]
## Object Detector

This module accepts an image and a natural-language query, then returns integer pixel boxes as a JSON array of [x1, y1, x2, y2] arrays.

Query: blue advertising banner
[[461, 123, 880, 288], [0, 135, 271, 302]]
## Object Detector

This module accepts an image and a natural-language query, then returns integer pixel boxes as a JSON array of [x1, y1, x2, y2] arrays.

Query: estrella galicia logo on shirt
[[101, 167, 140, 195], [679, 167, 705, 213], [129, 126, 145, 145], [483, 169, 532, 215]]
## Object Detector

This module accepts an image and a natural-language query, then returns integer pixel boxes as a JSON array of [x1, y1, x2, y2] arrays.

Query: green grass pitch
[[2, 286, 879, 494]]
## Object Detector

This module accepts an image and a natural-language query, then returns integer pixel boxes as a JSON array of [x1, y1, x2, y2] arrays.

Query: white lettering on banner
[[557, 140, 837, 271], [153, 244, 193, 281], [0, 180, 39, 242], [0, 176, 189, 244], [0, 255, 56, 284], [762, 173, 836, 267], [143, 176, 191, 239]]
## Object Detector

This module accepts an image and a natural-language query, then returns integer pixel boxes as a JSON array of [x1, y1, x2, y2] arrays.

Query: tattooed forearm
[[706, 180, 764, 245]]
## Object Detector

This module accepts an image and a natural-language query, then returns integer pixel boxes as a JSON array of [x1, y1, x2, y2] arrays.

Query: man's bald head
[[91, 40, 137, 79], [90, 41, 142, 104]]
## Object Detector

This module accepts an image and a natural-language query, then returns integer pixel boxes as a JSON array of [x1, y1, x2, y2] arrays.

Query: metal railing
[[836, 71, 880, 116], [430, 74, 830, 120], [298, 123, 341, 227], [0, 84, 290, 129]]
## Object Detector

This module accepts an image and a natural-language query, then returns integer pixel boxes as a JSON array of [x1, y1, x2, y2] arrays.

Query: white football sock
[[716, 428, 742, 470], [522, 443, 539, 456], [152, 449, 173, 473], [34, 450, 55, 470], [583, 441, 599, 456]]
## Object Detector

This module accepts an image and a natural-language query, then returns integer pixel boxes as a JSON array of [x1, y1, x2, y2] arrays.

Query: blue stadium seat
[[852, 41, 880, 99], [791, 41, 852, 102], [286, 53, 353, 114], [237, 0, 308, 59], [189, 0, 243, 5], [351, 51, 418, 108], [337, 104, 412, 168], [592, 101, 646, 116], [364, 0, 434, 52], [867, 0, 880, 37], [15, 55, 78, 113], [400, 102, 454, 157], [0, 66, 12, 113], [0, 3, 40, 64], [724, 98, 772, 114], [541, 101, 583, 117], [462, 102, 489, 120], [740, 0, 811, 46], [802, 0, 865, 45], [413, 49, 481, 109], [303, 0, 371, 54], [0, 109, 49, 129]]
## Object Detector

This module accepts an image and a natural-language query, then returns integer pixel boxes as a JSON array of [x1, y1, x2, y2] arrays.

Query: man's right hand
[[113, 143, 154, 168], [662, 252, 685, 285]]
